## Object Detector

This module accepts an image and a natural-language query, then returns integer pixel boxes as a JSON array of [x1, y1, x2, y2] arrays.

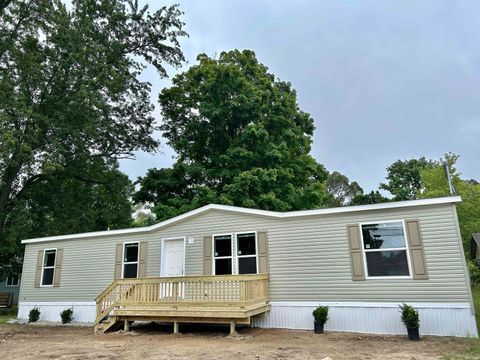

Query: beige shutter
[[257, 231, 269, 273], [347, 224, 365, 281], [114, 243, 123, 280], [138, 241, 148, 278], [405, 219, 429, 279], [34, 250, 43, 288], [203, 236, 212, 275], [53, 248, 63, 287]]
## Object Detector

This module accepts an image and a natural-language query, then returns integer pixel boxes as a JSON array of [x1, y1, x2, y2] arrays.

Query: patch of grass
[[0, 305, 18, 324], [472, 286, 480, 330]]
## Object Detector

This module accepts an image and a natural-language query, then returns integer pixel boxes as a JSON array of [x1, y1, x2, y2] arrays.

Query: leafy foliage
[[399, 303, 420, 329], [468, 260, 480, 286], [312, 305, 329, 324], [325, 171, 363, 207], [351, 190, 389, 205], [419, 153, 480, 252], [380, 158, 434, 200], [136, 50, 330, 220], [0, 0, 186, 267], [60, 308, 73, 324], [28, 307, 40, 323]]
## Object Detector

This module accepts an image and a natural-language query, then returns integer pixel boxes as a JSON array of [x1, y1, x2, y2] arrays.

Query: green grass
[[473, 286, 480, 330], [0, 305, 18, 324]]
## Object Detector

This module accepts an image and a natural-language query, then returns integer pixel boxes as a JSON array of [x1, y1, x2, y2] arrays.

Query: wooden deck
[[94, 273, 270, 334]]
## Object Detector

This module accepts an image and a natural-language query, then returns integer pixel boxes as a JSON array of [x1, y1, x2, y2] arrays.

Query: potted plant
[[399, 303, 420, 340], [312, 305, 329, 334]]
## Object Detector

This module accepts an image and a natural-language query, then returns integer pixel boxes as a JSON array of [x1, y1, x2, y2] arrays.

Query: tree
[[351, 190, 389, 205], [0, 0, 186, 266], [325, 171, 364, 207], [419, 154, 480, 251], [380, 158, 434, 200], [136, 50, 330, 220], [1, 165, 134, 272]]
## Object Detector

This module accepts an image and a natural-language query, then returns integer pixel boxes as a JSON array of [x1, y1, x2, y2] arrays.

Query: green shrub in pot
[[312, 305, 329, 334]]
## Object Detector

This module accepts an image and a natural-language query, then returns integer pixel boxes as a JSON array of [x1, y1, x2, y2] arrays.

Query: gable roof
[[21, 196, 461, 244]]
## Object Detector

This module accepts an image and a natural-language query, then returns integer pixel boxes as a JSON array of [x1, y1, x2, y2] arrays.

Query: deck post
[[173, 321, 179, 334], [229, 321, 236, 335], [124, 320, 129, 332]]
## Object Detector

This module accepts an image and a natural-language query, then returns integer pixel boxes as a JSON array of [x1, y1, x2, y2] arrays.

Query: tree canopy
[[379, 157, 434, 200], [135, 50, 330, 220], [419, 154, 480, 252], [0, 0, 186, 269]]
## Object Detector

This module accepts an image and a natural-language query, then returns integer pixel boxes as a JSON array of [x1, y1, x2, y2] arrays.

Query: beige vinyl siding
[[19, 203, 470, 303]]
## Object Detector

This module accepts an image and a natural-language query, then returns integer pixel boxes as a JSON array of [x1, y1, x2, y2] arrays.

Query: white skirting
[[253, 301, 478, 337], [18, 302, 96, 323], [18, 301, 478, 337]]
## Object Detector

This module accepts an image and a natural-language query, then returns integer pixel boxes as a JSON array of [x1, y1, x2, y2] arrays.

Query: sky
[[119, 0, 480, 192]]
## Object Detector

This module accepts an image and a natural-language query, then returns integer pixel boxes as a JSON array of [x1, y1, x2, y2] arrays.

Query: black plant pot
[[407, 327, 420, 341], [314, 321, 324, 334]]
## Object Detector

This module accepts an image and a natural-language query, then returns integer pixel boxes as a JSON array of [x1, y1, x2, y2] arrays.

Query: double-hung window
[[237, 232, 257, 274], [123, 242, 139, 278], [41, 249, 57, 286], [361, 221, 410, 277], [213, 235, 233, 275], [6, 274, 19, 287]]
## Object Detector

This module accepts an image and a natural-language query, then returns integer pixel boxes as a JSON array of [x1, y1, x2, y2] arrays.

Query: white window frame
[[40, 248, 57, 287], [359, 219, 412, 280], [121, 241, 139, 279], [236, 231, 259, 275], [212, 233, 234, 275], [5, 274, 20, 287], [160, 236, 186, 277]]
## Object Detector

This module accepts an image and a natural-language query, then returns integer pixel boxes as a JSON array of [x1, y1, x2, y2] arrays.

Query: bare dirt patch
[[0, 322, 477, 359]]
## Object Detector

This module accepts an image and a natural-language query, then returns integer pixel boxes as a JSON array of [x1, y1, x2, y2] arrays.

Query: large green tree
[[379, 157, 434, 200], [419, 154, 480, 252], [135, 50, 329, 220], [0, 0, 186, 267], [325, 171, 364, 207]]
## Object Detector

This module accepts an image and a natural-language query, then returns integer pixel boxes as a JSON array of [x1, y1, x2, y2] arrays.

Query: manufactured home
[[17, 196, 477, 336]]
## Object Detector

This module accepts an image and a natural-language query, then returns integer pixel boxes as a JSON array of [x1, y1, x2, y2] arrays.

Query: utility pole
[[441, 159, 455, 196]]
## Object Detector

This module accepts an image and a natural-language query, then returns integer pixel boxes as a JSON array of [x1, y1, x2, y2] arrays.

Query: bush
[[28, 307, 40, 323], [60, 308, 73, 324], [399, 303, 419, 329], [468, 260, 480, 286], [312, 305, 329, 324]]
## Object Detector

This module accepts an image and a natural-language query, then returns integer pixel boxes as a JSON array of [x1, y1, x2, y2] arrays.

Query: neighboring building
[[471, 233, 480, 260], [0, 273, 21, 306], [17, 196, 477, 337]]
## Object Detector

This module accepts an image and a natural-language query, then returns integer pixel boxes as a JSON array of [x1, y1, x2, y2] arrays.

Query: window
[[214, 235, 232, 275], [237, 232, 257, 274], [123, 242, 139, 278], [41, 249, 57, 286], [361, 221, 410, 277], [6, 274, 19, 287]]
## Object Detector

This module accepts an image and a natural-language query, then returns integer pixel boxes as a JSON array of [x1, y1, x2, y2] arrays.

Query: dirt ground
[[0, 322, 478, 360]]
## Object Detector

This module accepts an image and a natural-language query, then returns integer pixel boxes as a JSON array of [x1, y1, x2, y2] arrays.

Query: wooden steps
[[94, 274, 270, 334]]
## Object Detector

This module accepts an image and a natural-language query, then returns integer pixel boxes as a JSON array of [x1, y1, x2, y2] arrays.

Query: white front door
[[162, 239, 185, 277]]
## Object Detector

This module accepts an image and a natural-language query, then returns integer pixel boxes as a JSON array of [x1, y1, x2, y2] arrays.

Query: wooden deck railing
[[95, 273, 269, 325]]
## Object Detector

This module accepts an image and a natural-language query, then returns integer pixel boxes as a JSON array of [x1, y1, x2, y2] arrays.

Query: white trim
[[268, 301, 473, 308], [236, 231, 259, 275], [212, 233, 234, 275], [121, 241, 139, 279], [21, 196, 462, 244], [40, 248, 57, 287], [359, 220, 413, 279], [160, 236, 186, 277]]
